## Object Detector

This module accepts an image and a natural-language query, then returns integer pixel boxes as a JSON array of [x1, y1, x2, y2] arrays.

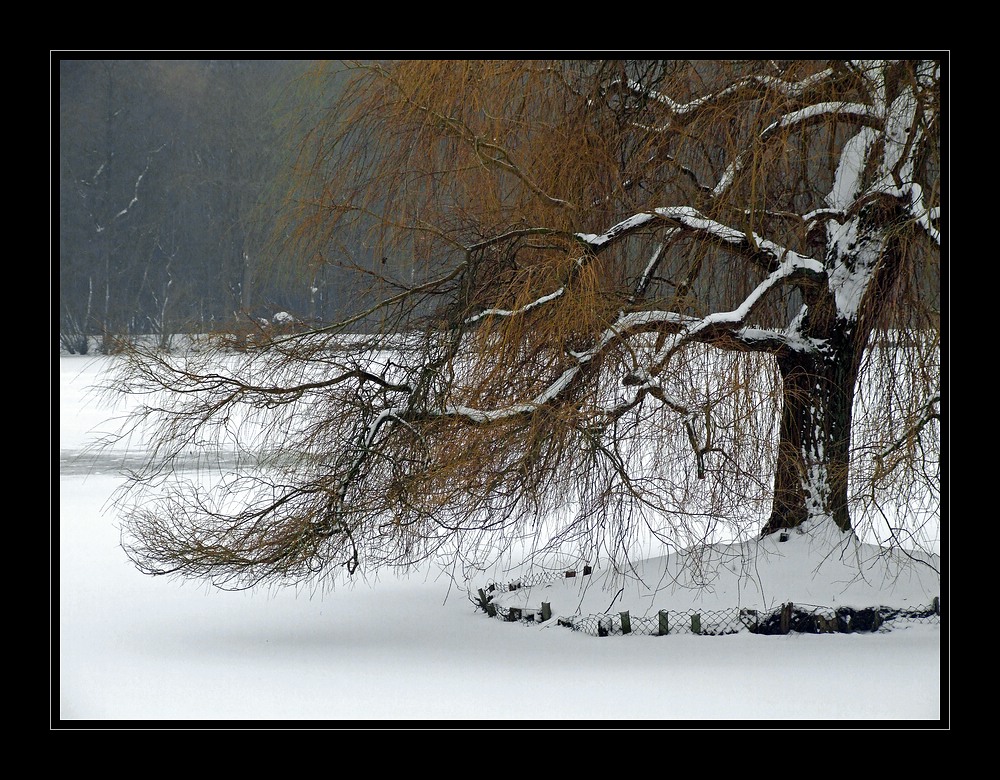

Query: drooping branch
[[118, 344, 413, 408], [872, 394, 941, 482], [360, 61, 579, 212]]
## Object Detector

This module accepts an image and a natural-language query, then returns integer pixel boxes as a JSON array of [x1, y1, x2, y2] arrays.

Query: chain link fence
[[474, 569, 941, 636]]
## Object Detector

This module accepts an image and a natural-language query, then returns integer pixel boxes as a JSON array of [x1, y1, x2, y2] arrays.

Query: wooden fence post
[[620, 611, 631, 634], [658, 610, 669, 636], [780, 602, 793, 634], [477, 588, 497, 618], [691, 613, 701, 634], [541, 602, 552, 621]]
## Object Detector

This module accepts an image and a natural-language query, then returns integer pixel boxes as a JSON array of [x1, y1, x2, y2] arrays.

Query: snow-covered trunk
[[763, 327, 863, 535], [762, 201, 902, 537]]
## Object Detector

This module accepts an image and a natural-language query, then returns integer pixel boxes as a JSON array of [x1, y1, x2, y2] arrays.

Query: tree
[[58, 59, 307, 349], [110, 59, 942, 590], [59, 60, 158, 351]]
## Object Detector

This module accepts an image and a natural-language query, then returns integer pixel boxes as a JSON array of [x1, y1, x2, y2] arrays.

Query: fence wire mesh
[[475, 569, 940, 636]]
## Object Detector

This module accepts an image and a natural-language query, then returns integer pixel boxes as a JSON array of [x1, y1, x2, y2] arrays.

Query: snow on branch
[[464, 200, 821, 328], [342, 287, 825, 511], [403, 297, 819, 431], [578, 206, 826, 276], [713, 102, 881, 198], [657, 253, 827, 356], [425, 208, 827, 425], [375, 310, 692, 431], [465, 206, 826, 331], [463, 241, 587, 326], [576, 211, 659, 247], [464, 288, 565, 325], [613, 68, 835, 117]]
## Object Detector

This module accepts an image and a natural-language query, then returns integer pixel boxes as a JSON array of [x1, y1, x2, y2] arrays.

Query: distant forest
[[58, 59, 367, 353]]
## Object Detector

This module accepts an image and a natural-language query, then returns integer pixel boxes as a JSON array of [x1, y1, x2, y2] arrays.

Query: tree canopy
[[110, 59, 942, 590]]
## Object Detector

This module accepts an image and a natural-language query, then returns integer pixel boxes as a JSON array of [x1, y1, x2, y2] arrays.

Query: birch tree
[[112, 59, 941, 589]]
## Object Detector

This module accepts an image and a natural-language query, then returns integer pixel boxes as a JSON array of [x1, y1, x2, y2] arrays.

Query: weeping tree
[[109, 59, 941, 589]]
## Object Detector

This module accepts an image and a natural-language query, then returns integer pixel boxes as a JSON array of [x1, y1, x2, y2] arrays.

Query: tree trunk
[[762, 202, 904, 538], [761, 327, 863, 536]]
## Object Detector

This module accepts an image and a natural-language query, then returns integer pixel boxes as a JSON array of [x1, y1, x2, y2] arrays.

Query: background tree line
[[57, 58, 372, 353]]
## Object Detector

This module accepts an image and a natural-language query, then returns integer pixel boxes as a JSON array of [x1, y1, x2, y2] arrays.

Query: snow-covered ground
[[56, 354, 946, 723]]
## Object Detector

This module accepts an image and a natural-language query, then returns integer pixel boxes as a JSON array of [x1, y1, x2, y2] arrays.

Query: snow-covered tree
[[112, 59, 941, 589]]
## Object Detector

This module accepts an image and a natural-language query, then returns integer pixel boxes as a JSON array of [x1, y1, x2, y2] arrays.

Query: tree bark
[[762, 199, 907, 537], [761, 328, 862, 536]]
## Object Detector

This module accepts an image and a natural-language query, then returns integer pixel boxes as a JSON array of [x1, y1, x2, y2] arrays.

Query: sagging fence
[[473, 567, 941, 637]]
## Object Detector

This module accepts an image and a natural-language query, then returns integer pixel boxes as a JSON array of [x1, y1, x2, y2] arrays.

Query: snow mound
[[483, 520, 940, 621]]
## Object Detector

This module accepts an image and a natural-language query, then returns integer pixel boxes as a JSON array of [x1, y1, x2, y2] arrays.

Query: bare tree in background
[[110, 59, 941, 590]]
